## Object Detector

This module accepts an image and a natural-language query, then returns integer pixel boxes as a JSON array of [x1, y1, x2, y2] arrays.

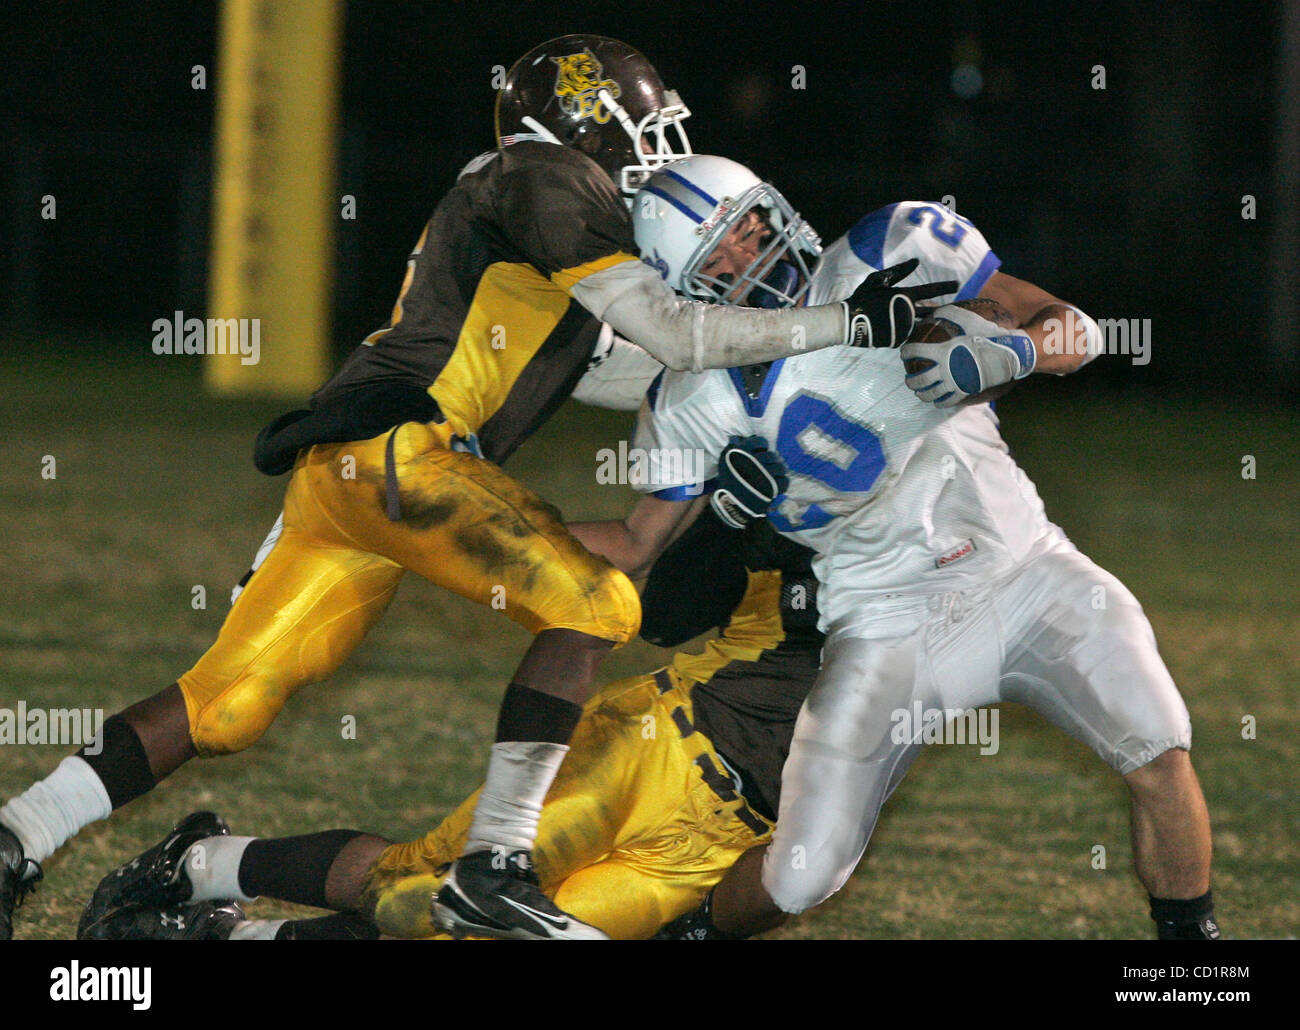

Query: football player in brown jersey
[[78, 510, 820, 941], [1, 35, 946, 940]]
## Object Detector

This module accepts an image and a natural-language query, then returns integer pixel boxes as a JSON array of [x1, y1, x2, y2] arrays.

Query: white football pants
[[762, 539, 1192, 914]]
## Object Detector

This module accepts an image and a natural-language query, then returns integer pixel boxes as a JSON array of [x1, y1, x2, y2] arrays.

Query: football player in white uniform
[[570, 155, 1219, 939], [0, 38, 952, 941]]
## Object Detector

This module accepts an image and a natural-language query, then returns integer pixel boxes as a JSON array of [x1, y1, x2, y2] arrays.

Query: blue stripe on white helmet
[[632, 155, 821, 309]]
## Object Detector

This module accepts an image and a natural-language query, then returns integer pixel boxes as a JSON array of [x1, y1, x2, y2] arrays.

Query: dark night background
[[0, 0, 1294, 395], [1, 3, 1299, 952]]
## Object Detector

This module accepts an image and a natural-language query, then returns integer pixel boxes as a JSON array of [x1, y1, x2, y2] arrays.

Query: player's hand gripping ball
[[901, 298, 1034, 407]]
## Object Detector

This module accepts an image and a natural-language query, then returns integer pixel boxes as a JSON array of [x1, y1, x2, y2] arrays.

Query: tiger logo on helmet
[[550, 49, 620, 124]]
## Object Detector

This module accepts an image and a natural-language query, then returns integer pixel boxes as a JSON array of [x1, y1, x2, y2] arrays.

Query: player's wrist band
[[1063, 305, 1103, 366], [1000, 333, 1037, 378]]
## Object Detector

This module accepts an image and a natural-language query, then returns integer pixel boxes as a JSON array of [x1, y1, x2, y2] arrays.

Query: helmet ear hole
[[568, 124, 601, 155]]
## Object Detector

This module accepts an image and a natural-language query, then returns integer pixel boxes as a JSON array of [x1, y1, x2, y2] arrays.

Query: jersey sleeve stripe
[[954, 249, 1002, 300], [651, 479, 717, 500], [550, 251, 641, 293], [846, 203, 901, 268], [646, 368, 666, 409]]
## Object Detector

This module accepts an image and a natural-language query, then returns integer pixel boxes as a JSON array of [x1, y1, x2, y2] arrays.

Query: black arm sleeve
[[638, 507, 748, 648]]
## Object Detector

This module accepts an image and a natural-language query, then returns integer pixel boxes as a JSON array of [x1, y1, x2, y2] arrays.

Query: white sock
[[228, 919, 285, 940], [183, 835, 259, 903], [0, 756, 112, 863], [464, 741, 568, 855]]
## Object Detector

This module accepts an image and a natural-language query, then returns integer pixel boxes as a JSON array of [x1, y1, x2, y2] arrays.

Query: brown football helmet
[[496, 34, 693, 197]]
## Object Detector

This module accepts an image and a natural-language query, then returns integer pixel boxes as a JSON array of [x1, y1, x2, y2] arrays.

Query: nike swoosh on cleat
[[499, 896, 569, 931]]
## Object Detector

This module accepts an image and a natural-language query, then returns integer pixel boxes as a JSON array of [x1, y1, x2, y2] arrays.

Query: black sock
[[238, 830, 364, 908], [273, 912, 381, 940], [77, 715, 155, 809], [495, 683, 582, 744], [1150, 890, 1219, 939]]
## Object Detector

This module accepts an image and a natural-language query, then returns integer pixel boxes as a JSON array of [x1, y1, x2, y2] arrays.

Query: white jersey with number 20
[[633, 200, 1056, 618]]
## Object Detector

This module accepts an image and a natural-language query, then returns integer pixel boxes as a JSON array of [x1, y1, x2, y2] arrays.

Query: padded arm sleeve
[[569, 261, 848, 373]]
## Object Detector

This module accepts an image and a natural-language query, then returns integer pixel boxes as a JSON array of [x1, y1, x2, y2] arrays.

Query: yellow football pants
[[364, 667, 774, 939], [178, 420, 640, 755]]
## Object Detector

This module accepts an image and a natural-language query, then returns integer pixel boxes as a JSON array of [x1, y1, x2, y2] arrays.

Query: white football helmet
[[632, 155, 821, 308]]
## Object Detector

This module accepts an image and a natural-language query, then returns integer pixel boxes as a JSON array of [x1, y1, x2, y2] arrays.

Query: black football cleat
[[78, 811, 229, 940], [79, 900, 245, 941], [432, 849, 608, 940], [0, 823, 43, 941]]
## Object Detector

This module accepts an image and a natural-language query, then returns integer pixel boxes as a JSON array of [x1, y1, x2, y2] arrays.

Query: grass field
[[4, 336, 1297, 939]]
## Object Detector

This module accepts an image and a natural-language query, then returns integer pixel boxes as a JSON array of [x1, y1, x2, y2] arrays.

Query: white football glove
[[900, 305, 1036, 407]]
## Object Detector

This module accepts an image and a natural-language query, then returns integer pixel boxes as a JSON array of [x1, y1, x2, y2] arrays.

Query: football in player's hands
[[905, 298, 1015, 368], [903, 299, 1024, 406]]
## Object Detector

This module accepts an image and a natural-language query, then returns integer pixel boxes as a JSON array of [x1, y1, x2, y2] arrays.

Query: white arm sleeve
[[569, 260, 847, 373], [570, 323, 665, 411]]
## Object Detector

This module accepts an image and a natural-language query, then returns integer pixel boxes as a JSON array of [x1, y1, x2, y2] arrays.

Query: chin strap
[[515, 117, 563, 146], [597, 87, 638, 139]]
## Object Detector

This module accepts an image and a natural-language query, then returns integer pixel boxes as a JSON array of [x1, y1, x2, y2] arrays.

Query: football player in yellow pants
[[367, 653, 775, 940], [80, 511, 820, 940], [1, 31, 925, 939], [179, 419, 641, 758]]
